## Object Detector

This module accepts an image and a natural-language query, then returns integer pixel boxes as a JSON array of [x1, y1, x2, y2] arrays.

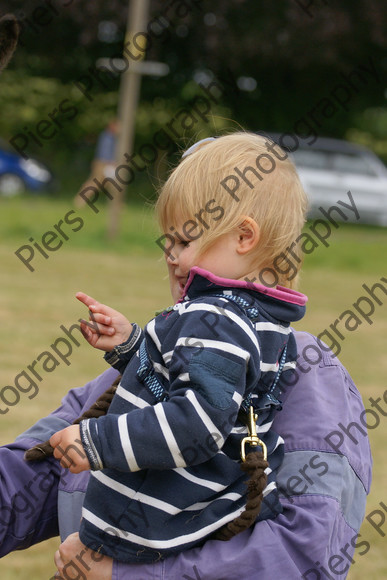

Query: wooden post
[[107, 0, 150, 240]]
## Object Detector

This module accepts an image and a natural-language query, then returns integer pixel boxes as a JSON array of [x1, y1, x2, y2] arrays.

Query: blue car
[[0, 139, 54, 196]]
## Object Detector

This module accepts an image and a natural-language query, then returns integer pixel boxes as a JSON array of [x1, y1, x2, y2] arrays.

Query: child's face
[[165, 226, 248, 303]]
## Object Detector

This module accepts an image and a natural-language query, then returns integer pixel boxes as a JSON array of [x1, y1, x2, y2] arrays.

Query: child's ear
[[236, 217, 260, 254]]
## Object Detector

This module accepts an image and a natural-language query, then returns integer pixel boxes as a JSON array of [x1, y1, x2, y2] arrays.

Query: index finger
[[75, 292, 99, 309]]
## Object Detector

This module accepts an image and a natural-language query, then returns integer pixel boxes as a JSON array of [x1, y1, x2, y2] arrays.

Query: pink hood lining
[[182, 267, 308, 306]]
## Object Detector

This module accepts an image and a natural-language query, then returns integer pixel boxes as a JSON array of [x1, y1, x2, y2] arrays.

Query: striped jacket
[[79, 267, 307, 562]]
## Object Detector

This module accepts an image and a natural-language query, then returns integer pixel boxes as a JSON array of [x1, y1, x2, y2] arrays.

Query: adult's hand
[[54, 532, 113, 580]]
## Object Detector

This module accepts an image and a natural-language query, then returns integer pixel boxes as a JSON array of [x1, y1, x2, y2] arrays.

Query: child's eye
[[178, 240, 190, 247]]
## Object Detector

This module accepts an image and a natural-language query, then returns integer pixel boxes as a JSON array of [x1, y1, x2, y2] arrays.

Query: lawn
[[0, 196, 386, 579]]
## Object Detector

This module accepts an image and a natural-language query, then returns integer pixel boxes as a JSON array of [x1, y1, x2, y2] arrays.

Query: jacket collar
[[180, 267, 307, 322]]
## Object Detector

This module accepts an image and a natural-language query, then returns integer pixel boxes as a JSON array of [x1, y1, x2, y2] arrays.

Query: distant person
[[74, 118, 120, 208]]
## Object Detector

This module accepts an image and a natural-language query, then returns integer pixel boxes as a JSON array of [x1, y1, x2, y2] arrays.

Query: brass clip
[[241, 406, 267, 462]]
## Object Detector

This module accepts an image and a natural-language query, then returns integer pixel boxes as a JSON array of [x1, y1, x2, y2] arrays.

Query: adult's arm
[[0, 367, 119, 557], [110, 330, 372, 579]]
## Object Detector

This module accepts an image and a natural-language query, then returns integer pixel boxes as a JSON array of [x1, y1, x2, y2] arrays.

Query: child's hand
[[54, 532, 113, 579], [76, 291, 133, 352], [50, 425, 90, 474]]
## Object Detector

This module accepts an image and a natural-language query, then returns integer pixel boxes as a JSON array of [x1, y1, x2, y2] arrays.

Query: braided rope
[[212, 451, 268, 541], [24, 376, 121, 462]]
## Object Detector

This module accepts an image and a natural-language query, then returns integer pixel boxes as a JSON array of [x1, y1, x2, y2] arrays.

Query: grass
[[0, 195, 386, 578]]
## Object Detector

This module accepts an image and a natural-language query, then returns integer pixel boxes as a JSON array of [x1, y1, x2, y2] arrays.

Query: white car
[[267, 135, 387, 226]]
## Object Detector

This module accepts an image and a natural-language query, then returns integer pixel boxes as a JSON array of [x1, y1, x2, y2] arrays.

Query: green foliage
[[0, 69, 118, 159], [346, 107, 387, 163]]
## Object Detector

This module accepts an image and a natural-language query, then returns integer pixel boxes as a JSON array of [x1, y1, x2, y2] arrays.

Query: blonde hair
[[155, 132, 308, 288]]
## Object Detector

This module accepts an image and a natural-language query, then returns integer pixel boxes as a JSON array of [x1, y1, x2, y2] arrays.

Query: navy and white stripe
[[79, 268, 306, 562]]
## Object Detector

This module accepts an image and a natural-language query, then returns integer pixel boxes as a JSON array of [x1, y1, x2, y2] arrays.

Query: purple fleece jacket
[[0, 331, 372, 579]]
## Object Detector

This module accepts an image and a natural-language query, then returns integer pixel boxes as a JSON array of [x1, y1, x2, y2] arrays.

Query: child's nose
[[166, 252, 177, 265]]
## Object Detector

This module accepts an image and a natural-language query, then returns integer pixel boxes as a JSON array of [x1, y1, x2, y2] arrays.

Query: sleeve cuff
[[104, 323, 144, 369], [80, 419, 104, 471]]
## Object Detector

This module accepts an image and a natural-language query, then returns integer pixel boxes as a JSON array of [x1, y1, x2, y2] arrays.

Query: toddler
[[50, 132, 308, 563]]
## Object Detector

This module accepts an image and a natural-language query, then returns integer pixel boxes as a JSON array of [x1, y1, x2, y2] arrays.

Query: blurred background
[[1, 0, 387, 199], [0, 1, 386, 578]]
